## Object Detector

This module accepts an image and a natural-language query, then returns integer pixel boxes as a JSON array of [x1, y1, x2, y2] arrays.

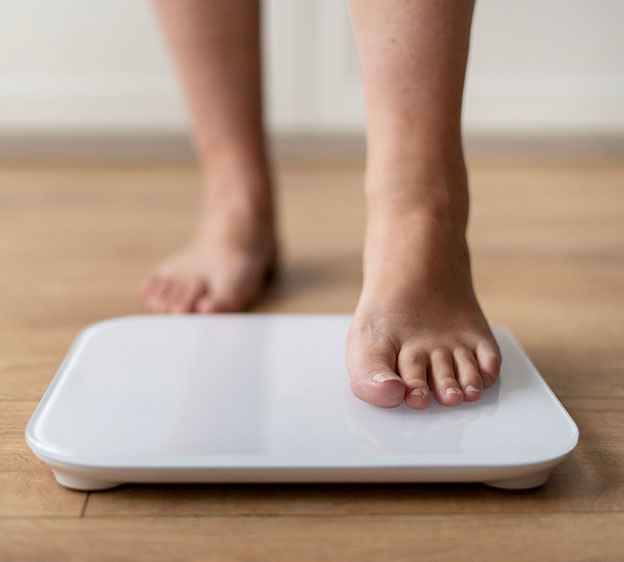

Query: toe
[[162, 280, 184, 312], [159, 278, 185, 313], [429, 348, 463, 407], [140, 274, 161, 299], [397, 349, 431, 410], [171, 279, 205, 313], [346, 328, 405, 408], [195, 294, 219, 314], [146, 277, 170, 312], [453, 346, 483, 402], [475, 339, 502, 388], [142, 276, 163, 310]]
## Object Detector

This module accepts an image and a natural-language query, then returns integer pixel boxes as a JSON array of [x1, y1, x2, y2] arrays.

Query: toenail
[[372, 373, 401, 384], [445, 387, 462, 395], [466, 385, 481, 393], [409, 388, 427, 397]]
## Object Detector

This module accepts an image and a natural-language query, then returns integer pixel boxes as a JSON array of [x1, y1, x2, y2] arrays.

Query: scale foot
[[483, 469, 551, 490], [53, 469, 123, 491]]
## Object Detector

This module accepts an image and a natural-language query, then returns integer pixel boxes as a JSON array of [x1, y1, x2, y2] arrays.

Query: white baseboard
[[0, 132, 622, 164]]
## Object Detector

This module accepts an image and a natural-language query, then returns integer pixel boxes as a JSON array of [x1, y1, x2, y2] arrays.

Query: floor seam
[[74, 511, 624, 519], [80, 494, 90, 518], [1, 512, 623, 521]]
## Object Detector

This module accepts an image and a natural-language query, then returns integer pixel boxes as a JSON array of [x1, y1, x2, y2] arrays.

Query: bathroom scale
[[25, 314, 578, 491]]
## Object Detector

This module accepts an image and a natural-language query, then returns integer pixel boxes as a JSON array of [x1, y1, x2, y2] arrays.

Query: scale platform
[[26, 314, 578, 491]]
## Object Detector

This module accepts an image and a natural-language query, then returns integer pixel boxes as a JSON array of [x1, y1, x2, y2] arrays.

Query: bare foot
[[347, 172, 501, 409], [141, 171, 276, 314]]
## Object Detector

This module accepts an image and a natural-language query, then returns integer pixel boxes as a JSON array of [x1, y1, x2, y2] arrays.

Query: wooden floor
[[1, 161, 623, 561]]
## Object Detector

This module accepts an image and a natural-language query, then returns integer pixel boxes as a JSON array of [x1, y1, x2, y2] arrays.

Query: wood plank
[[0, 162, 623, 562], [0, 401, 46, 471], [0, 514, 622, 562], [0, 471, 86, 517]]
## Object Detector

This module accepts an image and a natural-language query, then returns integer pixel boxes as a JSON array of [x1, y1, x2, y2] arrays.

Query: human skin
[[143, 0, 501, 408]]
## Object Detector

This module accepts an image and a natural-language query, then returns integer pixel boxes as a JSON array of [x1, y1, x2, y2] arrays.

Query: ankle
[[193, 189, 276, 248], [197, 136, 270, 188], [365, 156, 469, 228], [198, 148, 273, 215]]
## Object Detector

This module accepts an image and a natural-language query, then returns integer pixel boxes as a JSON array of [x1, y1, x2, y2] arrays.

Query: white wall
[[0, 0, 622, 137], [466, 0, 624, 135]]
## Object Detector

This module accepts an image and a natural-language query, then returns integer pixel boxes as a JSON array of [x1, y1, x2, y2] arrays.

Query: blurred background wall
[[1, 0, 622, 160]]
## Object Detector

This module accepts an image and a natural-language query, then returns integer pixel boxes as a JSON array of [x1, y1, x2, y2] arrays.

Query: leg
[[346, 0, 501, 408], [142, 0, 276, 313]]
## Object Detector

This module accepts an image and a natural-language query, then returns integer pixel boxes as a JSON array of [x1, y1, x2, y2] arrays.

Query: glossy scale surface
[[26, 314, 578, 490]]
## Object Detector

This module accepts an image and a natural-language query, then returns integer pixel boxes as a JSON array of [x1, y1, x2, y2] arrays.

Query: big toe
[[346, 328, 405, 408]]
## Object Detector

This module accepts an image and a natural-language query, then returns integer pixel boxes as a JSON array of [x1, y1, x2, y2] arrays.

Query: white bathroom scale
[[26, 314, 578, 491]]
